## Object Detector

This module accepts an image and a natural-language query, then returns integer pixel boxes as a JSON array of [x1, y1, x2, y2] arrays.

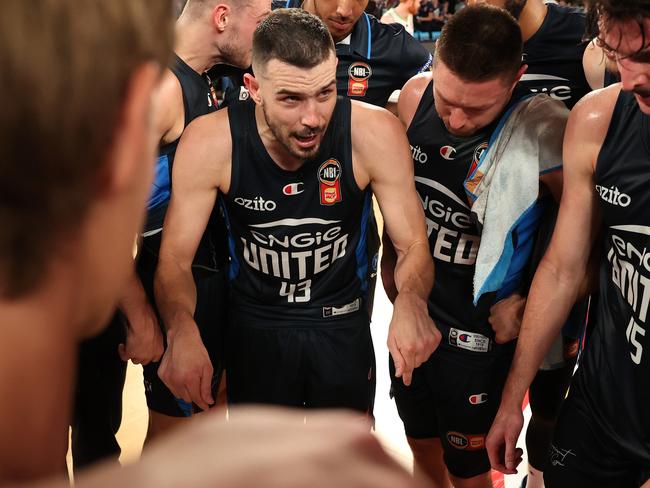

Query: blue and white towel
[[463, 94, 569, 304]]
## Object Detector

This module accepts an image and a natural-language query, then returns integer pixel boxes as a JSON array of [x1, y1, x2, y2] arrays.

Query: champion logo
[[458, 333, 471, 343], [440, 146, 456, 160], [469, 393, 488, 405], [283, 182, 304, 196]]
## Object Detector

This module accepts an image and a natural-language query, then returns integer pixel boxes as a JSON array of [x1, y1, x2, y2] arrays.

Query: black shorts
[[226, 308, 375, 414], [390, 341, 514, 479], [138, 240, 228, 417], [545, 379, 650, 488]]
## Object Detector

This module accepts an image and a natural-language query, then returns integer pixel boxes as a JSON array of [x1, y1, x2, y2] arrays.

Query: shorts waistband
[[230, 296, 368, 325]]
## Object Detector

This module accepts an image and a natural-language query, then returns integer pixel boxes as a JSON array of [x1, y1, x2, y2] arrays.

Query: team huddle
[[3, 0, 650, 487]]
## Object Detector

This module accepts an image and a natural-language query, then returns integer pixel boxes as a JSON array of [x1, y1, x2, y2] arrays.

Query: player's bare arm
[[352, 101, 440, 386], [486, 84, 619, 474], [380, 73, 432, 302], [116, 69, 186, 365], [154, 109, 231, 410]]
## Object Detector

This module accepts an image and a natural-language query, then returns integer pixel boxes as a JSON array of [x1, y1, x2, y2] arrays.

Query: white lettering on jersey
[[596, 185, 632, 207], [416, 176, 480, 266], [608, 225, 650, 364]]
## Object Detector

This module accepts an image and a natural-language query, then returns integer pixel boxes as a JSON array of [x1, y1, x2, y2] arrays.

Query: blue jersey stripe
[[148, 154, 171, 210], [355, 192, 372, 293], [219, 198, 240, 281]]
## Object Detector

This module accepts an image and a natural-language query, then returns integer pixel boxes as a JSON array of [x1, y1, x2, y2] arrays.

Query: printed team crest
[[318, 159, 342, 205], [347, 62, 372, 97], [467, 142, 488, 178]]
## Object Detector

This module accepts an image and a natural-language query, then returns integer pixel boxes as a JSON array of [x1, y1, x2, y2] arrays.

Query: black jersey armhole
[[226, 101, 249, 197], [595, 89, 628, 178]]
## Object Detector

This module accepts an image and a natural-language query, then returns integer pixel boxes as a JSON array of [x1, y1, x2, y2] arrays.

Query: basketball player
[[487, 1, 650, 486], [137, 0, 271, 438], [383, 5, 565, 487], [155, 9, 440, 414], [0, 2, 426, 486], [466, 1, 592, 486]]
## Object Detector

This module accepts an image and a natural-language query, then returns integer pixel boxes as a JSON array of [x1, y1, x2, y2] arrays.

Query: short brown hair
[[252, 9, 335, 72], [436, 4, 522, 83], [0, 0, 173, 298]]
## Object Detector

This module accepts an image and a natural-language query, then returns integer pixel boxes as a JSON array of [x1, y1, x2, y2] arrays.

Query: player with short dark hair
[[155, 8, 440, 415], [384, 5, 566, 487]]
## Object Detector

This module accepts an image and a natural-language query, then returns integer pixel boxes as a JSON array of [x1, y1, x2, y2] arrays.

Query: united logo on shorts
[[318, 159, 342, 205], [347, 62, 372, 97]]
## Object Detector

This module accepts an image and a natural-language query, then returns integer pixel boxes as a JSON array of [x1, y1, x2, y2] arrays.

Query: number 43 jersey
[[221, 97, 372, 318]]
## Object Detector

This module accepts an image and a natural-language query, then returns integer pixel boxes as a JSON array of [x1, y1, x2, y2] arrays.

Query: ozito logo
[[595, 184, 631, 207], [440, 146, 456, 161], [283, 182, 304, 196], [318, 159, 342, 205], [469, 393, 488, 405], [348, 62, 372, 82], [234, 196, 277, 211]]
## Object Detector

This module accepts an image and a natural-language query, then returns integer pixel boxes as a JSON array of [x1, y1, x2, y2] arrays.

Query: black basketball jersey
[[141, 54, 226, 270], [407, 81, 502, 336], [521, 4, 590, 109], [222, 97, 372, 318], [578, 90, 650, 450], [146, 54, 217, 234]]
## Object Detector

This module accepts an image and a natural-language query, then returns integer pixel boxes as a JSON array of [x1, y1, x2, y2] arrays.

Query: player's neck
[[519, 0, 547, 43], [175, 22, 221, 74], [254, 106, 308, 172]]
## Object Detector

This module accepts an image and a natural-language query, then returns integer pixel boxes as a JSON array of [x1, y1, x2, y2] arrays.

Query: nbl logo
[[348, 63, 372, 82], [347, 62, 372, 97]]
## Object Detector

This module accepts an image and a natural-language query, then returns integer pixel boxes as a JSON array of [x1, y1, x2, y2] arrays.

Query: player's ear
[[212, 3, 231, 32], [244, 72, 262, 104], [514, 64, 527, 83], [100, 61, 161, 197]]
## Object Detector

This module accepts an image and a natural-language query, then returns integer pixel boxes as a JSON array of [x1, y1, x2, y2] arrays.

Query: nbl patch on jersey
[[347, 62, 371, 97], [318, 159, 342, 205]]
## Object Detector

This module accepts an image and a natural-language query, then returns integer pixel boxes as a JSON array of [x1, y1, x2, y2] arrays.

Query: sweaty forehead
[[262, 57, 337, 94], [433, 62, 507, 109]]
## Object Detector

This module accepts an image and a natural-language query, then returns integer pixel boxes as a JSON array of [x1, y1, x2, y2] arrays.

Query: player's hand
[[128, 407, 427, 488], [486, 403, 524, 474], [118, 302, 164, 366], [388, 291, 441, 386], [158, 324, 214, 411], [489, 293, 526, 344]]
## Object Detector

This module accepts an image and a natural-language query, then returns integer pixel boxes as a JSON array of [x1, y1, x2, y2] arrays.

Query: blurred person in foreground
[[0, 2, 421, 487]]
